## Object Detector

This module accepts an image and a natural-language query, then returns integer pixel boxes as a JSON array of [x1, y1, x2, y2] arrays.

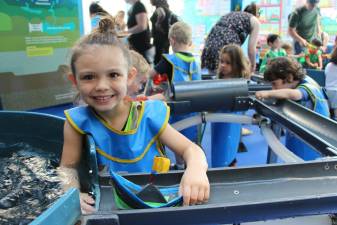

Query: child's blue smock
[[64, 100, 169, 173], [286, 76, 330, 160], [163, 53, 201, 142], [211, 111, 242, 167]]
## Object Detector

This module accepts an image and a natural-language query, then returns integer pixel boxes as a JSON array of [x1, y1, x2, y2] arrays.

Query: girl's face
[[74, 46, 129, 114], [271, 38, 281, 50], [219, 53, 233, 79], [128, 72, 148, 96]]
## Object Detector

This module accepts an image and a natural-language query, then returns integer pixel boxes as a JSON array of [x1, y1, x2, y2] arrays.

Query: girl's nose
[[95, 77, 109, 91]]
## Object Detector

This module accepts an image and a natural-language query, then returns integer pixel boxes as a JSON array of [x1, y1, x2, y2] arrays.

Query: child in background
[[281, 42, 305, 64], [325, 46, 337, 121], [89, 2, 109, 30], [304, 38, 323, 70], [217, 44, 251, 79], [127, 50, 150, 97], [59, 17, 209, 214], [212, 44, 251, 167], [256, 57, 330, 160], [149, 21, 201, 85], [115, 10, 126, 32], [148, 21, 201, 168], [148, 21, 201, 144], [259, 34, 287, 73]]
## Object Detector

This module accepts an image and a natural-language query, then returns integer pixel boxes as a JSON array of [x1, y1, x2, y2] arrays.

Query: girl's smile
[[74, 45, 130, 114]]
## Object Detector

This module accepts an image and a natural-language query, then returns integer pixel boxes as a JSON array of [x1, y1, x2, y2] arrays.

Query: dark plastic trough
[[0, 111, 81, 225]]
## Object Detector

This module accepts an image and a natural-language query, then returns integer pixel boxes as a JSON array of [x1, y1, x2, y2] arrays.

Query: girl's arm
[[317, 54, 323, 70], [159, 124, 210, 206], [256, 88, 303, 101], [59, 121, 95, 214], [128, 12, 148, 34], [248, 16, 260, 72], [305, 55, 315, 68]]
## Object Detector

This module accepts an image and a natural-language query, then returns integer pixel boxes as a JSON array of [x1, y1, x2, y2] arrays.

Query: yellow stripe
[[163, 54, 197, 81], [91, 101, 145, 135], [64, 110, 85, 134], [96, 102, 170, 163], [175, 52, 195, 62]]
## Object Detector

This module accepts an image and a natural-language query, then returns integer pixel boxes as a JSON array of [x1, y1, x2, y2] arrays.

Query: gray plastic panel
[[82, 160, 337, 225]]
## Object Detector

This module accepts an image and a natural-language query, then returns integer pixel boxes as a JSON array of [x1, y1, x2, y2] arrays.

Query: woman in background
[[150, 0, 175, 64], [125, 0, 154, 64], [201, 3, 260, 73]]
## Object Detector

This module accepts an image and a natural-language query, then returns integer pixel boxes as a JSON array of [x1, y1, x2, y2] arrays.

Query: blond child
[[127, 50, 150, 97]]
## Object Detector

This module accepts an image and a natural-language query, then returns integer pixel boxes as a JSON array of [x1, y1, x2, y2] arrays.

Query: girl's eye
[[81, 74, 94, 80], [109, 72, 120, 79]]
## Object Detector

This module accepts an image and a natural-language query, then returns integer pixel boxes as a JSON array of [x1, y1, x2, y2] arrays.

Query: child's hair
[[244, 2, 259, 17], [264, 57, 305, 82], [168, 21, 192, 45], [116, 10, 125, 17], [267, 34, 280, 45], [217, 44, 251, 79], [330, 47, 337, 65], [311, 38, 323, 47], [70, 16, 131, 75], [130, 50, 150, 77], [281, 42, 293, 52]]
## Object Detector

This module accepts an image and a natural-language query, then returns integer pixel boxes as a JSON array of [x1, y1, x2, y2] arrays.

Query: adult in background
[[201, 3, 260, 73], [150, 0, 174, 64], [288, 0, 321, 54], [125, 0, 154, 64]]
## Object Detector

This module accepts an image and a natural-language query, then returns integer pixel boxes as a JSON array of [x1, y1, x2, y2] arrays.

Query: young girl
[[217, 44, 251, 79], [59, 17, 209, 214], [212, 44, 250, 167]]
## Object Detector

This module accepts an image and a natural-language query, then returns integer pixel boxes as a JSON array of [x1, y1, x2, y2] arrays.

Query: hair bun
[[98, 16, 117, 35]]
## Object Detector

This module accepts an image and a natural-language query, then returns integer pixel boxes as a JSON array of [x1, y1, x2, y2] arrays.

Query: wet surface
[[0, 142, 64, 225]]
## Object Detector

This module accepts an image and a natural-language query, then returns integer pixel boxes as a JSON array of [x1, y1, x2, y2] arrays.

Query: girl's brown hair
[[264, 57, 305, 82], [70, 16, 131, 76], [217, 44, 251, 79], [244, 2, 259, 17]]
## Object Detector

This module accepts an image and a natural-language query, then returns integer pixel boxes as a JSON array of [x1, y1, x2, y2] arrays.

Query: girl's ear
[[128, 67, 137, 86], [67, 73, 77, 86]]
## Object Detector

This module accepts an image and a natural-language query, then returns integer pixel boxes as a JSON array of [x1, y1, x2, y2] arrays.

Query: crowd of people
[[59, 0, 337, 213]]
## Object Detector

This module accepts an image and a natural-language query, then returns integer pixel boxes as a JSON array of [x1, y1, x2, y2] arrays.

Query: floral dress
[[201, 11, 252, 71]]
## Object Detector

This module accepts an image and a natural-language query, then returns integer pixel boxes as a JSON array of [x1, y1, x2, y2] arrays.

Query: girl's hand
[[179, 166, 210, 206], [80, 193, 96, 214]]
